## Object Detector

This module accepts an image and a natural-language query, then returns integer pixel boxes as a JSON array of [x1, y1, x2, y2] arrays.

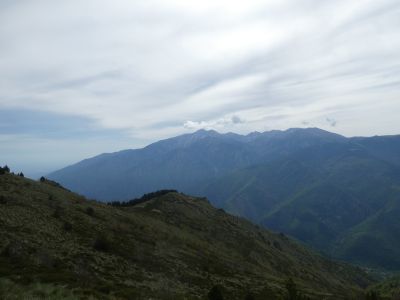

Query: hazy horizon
[[1, 0, 400, 177]]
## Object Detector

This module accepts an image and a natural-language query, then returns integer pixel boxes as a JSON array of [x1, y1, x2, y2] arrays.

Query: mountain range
[[48, 128, 400, 270], [0, 172, 374, 299]]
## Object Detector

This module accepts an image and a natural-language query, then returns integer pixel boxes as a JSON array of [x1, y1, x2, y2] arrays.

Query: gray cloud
[[1, 0, 400, 174], [231, 115, 244, 124], [326, 118, 337, 127]]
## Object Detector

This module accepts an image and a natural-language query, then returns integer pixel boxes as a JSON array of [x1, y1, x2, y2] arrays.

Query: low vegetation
[[108, 189, 178, 207], [0, 172, 384, 299]]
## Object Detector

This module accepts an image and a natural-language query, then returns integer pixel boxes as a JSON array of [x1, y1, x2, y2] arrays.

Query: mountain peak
[[193, 128, 220, 136]]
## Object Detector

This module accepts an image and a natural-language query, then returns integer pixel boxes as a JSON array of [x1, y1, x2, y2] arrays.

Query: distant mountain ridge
[[48, 128, 400, 270]]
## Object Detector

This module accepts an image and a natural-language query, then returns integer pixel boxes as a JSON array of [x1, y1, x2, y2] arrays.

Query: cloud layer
[[1, 0, 400, 175]]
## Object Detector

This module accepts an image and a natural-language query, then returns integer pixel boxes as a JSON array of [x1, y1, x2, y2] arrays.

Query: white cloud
[[1, 0, 400, 172], [184, 114, 245, 131]]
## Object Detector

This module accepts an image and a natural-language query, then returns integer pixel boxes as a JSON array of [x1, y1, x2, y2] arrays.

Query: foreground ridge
[[0, 172, 373, 299]]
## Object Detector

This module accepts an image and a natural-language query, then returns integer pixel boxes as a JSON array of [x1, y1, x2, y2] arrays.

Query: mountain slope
[[0, 173, 372, 299], [47, 128, 400, 270], [334, 189, 400, 269], [48, 128, 346, 201], [49, 129, 260, 201], [260, 152, 400, 269]]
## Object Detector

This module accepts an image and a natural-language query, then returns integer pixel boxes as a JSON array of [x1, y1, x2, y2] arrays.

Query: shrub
[[286, 278, 298, 300], [108, 189, 178, 207], [0, 195, 6, 204], [365, 290, 379, 300], [53, 206, 63, 219], [208, 285, 224, 300], [93, 235, 110, 252], [0, 165, 10, 175], [63, 221, 73, 232], [244, 292, 255, 300], [285, 278, 309, 300], [86, 207, 95, 216], [259, 285, 278, 299], [273, 241, 282, 251]]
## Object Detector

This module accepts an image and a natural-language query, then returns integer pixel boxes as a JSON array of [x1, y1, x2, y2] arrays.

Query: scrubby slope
[[0, 173, 371, 299]]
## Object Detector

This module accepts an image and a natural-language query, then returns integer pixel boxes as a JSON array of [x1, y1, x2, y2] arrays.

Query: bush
[[53, 206, 63, 219], [0, 195, 6, 204], [93, 235, 110, 252], [365, 290, 379, 300], [208, 285, 224, 300], [285, 278, 309, 300], [273, 241, 282, 251], [108, 189, 178, 207], [63, 221, 73, 232], [259, 285, 278, 299], [244, 292, 255, 300], [86, 207, 95, 216], [286, 278, 298, 300], [0, 165, 10, 175]]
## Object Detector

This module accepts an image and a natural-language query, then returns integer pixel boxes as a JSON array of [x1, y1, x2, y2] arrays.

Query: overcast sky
[[1, 0, 400, 177]]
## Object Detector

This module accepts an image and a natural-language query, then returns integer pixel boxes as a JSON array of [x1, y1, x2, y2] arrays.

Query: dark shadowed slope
[[0, 173, 372, 299]]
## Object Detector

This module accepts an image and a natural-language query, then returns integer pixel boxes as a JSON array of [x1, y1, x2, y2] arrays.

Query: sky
[[1, 0, 400, 177]]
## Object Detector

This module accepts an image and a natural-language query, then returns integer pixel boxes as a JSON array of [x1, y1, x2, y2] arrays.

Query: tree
[[86, 207, 95, 216], [40, 176, 46, 182], [244, 292, 255, 300], [93, 235, 111, 252], [284, 279, 310, 300], [18, 172, 24, 177], [63, 221, 73, 231], [286, 278, 298, 300], [208, 285, 224, 300], [365, 290, 379, 300], [0, 165, 10, 174]]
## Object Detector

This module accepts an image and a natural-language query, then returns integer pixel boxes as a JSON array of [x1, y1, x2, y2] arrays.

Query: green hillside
[[47, 129, 400, 271], [0, 173, 373, 299], [368, 276, 400, 300], [203, 149, 400, 270], [334, 190, 400, 270]]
